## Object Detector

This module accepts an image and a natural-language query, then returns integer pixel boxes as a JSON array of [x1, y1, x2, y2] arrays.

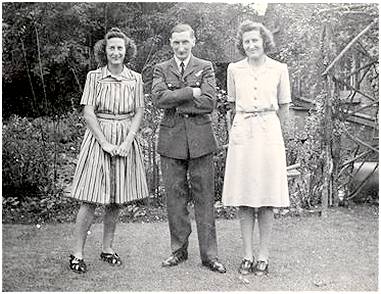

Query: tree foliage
[[2, 2, 258, 118], [265, 3, 378, 99]]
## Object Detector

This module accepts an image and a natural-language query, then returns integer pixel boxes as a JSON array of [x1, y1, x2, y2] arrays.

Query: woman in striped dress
[[68, 28, 149, 274]]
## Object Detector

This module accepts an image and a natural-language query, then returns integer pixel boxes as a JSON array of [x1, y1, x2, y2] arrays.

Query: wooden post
[[321, 74, 334, 218], [321, 22, 337, 217]]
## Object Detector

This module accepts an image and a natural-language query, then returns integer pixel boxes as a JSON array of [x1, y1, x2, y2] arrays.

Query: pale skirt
[[69, 116, 149, 204], [222, 111, 289, 207]]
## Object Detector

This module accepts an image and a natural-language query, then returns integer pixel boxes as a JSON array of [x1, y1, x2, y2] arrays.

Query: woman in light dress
[[222, 20, 291, 276], [68, 28, 148, 274]]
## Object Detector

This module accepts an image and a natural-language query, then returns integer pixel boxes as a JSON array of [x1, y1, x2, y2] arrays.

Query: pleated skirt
[[222, 111, 289, 208], [69, 117, 149, 204]]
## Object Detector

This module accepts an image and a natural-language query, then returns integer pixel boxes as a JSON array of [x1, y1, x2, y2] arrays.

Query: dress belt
[[96, 112, 133, 121], [236, 108, 275, 119]]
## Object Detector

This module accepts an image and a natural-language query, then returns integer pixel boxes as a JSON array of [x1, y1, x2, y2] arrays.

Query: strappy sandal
[[254, 260, 269, 276], [100, 252, 122, 266], [238, 258, 255, 275], [69, 254, 87, 274]]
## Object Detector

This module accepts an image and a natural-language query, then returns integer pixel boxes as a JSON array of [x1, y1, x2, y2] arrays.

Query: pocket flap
[[193, 114, 212, 125], [160, 116, 175, 127]]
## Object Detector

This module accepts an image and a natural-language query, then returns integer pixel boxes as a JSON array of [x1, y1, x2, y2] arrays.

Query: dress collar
[[236, 55, 277, 69], [100, 65, 133, 81]]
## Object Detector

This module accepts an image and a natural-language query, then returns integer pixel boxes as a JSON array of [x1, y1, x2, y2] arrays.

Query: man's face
[[170, 30, 195, 60]]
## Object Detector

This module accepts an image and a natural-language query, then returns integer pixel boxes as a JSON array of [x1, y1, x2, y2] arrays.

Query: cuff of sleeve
[[177, 87, 194, 102], [278, 98, 292, 104]]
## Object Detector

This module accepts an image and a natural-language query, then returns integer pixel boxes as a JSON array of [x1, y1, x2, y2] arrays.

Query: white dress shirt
[[174, 54, 192, 73]]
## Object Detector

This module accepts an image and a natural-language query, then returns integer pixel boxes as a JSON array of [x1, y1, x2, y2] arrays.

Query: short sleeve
[[80, 72, 98, 106], [135, 74, 145, 108], [226, 63, 236, 102], [277, 64, 292, 104]]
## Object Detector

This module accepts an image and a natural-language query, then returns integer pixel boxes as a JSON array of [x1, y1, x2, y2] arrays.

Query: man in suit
[[151, 23, 226, 273]]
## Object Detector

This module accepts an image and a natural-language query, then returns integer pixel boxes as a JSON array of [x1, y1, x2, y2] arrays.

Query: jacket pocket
[[166, 79, 181, 90], [160, 116, 175, 128], [193, 114, 212, 125], [230, 117, 248, 145], [186, 76, 201, 87]]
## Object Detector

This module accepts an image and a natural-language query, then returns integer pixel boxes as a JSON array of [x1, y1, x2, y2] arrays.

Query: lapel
[[168, 58, 181, 79], [182, 56, 197, 79]]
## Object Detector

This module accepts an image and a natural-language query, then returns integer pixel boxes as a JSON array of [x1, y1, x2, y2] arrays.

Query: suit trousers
[[160, 154, 218, 262]]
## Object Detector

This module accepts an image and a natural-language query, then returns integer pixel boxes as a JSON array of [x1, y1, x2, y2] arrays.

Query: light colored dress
[[70, 66, 149, 204], [222, 56, 291, 208]]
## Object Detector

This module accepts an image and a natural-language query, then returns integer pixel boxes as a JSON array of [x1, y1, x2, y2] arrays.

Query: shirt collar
[[174, 54, 192, 71], [100, 65, 132, 81]]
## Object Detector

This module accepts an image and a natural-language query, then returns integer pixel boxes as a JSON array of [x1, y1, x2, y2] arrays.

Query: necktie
[[180, 61, 185, 76]]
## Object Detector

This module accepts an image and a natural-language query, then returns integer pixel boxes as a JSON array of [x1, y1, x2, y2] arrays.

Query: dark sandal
[[254, 260, 269, 276], [100, 252, 122, 266], [238, 258, 254, 275], [69, 254, 87, 274]]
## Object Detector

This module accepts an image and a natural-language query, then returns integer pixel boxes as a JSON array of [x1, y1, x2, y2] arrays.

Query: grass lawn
[[2, 204, 378, 291]]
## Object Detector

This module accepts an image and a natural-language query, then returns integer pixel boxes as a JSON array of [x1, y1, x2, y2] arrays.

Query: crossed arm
[[151, 62, 216, 113]]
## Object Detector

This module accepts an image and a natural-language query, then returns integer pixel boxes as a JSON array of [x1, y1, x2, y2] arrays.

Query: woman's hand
[[116, 137, 134, 157], [101, 142, 118, 156]]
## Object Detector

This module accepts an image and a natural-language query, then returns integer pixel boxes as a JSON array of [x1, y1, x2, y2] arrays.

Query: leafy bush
[[284, 95, 327, 209], [213, 88, 231, 202], [3, 115, 54, 197], [2, 113, 85, 223]]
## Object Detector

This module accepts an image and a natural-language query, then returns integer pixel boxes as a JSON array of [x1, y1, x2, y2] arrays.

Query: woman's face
[[242, 30, 264, 59], [106, 37, 126, 65]]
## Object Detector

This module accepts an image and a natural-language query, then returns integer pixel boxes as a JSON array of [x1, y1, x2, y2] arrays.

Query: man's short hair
[[171, 23, 195, 38]]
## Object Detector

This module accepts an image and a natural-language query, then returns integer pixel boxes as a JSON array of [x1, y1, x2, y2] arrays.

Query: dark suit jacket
[[151, 56, 218, 159]]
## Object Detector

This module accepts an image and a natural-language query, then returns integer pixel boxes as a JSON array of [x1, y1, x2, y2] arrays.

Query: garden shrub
[[2, 113, 84, 223], [3, 115, 54, 198], [284, 95, 327, 209]]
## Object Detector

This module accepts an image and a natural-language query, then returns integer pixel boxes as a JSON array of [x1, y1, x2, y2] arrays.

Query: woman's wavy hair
[[94, 27, 137, 67], [236, 20, 275, 56]]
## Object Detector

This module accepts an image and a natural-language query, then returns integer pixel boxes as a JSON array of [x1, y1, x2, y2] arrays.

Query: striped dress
[[70, 66, 149, 204]]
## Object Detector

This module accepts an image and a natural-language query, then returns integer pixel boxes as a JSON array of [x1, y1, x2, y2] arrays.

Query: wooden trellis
[[320, 16, 379, 215]]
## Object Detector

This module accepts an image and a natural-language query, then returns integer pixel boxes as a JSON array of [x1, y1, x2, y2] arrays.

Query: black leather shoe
[[202, 259, 227, 273], [161, 251, 188, 267]]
